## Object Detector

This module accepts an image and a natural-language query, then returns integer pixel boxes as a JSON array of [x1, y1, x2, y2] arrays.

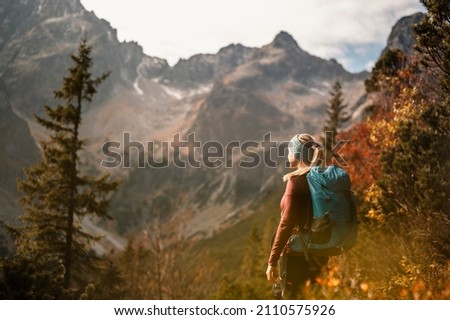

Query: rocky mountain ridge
[[381, 12, 424, 57], [0, 0, 422, 249]]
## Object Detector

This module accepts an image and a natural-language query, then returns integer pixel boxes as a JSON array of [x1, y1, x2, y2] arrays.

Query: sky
[[80, 0, 424, 73]]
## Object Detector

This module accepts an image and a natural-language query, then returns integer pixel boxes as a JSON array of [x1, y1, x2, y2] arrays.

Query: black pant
[[281, 254, 328, 299]]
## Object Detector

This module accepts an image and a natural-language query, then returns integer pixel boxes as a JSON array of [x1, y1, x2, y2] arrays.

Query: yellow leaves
[[323, 264, 342, 288], [368, 117, 397, 148], [327, 277, 341, 287], [364, 184, 386, 223], [389, 256, 428, 299], [360, 282, 369, 292], [369, 86, 425, 150], [302, 257, 373, 299], [399, 279, 436, 300], [366, 209, 384, 222]]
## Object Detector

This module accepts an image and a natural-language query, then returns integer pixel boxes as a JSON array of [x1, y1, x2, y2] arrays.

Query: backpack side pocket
[[310, 212, 332, 244]]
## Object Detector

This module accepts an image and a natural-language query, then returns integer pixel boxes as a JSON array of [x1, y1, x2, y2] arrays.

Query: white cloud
[[80, 0, 424, 71], [365, 60, 376, 71]]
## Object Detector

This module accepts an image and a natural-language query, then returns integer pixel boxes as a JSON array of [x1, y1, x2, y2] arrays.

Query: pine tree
[[372, 0, 450, 217], [80, 260, 128, 299], [414, 0, 450, 94], [364, 49, 409, 94], [366, 0, 450, 260], [413, 0, 450, 217], [322, 80, 350, 163], [16, 39, 120, 292]]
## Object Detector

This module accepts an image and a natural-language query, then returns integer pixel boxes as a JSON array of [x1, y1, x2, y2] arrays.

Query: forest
[[0, 0, 448, 299]]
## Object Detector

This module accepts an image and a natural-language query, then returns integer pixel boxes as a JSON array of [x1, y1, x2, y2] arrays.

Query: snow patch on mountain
[[161, 83, 212, 100]]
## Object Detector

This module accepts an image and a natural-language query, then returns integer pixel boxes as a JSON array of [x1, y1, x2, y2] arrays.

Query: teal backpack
[[288, 165, 358, 257]]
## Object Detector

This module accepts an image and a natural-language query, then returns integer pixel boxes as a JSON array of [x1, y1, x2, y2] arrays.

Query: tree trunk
[[64, 97, 82, 289]]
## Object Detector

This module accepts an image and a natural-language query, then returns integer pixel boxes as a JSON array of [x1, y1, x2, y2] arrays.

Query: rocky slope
[[381, 12, 424, 56], [0, 0, 422, 247], [108, 30, 367, 239]]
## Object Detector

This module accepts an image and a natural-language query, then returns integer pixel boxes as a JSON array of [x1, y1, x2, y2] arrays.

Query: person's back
[[266, 133, 328, 299]]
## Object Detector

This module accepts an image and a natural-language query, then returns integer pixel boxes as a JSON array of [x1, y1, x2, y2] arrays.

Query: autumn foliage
[[306, 1, 450, 300], [337, 122, 380, 196]]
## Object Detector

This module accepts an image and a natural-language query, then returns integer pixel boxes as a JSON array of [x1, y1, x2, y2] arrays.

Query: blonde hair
[[282, 133, 323, 182]]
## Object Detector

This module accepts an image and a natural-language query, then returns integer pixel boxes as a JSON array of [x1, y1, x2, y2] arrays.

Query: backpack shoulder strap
[[294, 174, 313, 232]]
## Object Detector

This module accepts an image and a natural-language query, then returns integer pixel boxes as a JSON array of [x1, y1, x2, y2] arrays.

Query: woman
[[266, 133, 328, 299]]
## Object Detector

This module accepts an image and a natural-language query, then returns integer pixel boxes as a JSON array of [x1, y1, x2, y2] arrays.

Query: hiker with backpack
[[266, 133, 357, 299]]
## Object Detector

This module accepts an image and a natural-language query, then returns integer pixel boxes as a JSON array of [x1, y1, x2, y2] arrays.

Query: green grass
[[192, 183, 284, 276]]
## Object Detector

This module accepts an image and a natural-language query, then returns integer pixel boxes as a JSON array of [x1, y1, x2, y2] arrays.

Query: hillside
[[2, 0, 448, 303], [0, 1, 421, 247], [0, 0, 368, 243]]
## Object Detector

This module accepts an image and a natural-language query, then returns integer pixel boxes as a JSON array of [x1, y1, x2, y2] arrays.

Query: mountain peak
[[382, 12, 424, 56], [272, 31, 299, 49]]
